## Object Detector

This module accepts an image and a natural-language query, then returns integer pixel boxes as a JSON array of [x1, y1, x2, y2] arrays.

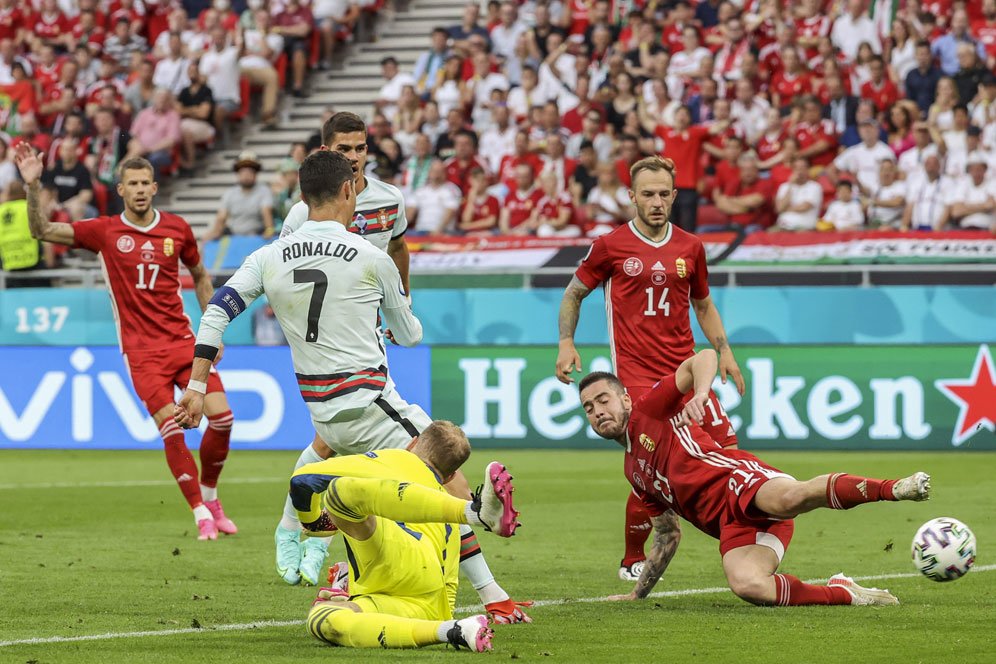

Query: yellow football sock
[[307, 604, 441, 648], [322, 476, 467, 525]]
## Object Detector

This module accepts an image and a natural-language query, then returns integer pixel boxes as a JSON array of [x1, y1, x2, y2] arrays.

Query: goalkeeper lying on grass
[[289, 420, 522, 652]]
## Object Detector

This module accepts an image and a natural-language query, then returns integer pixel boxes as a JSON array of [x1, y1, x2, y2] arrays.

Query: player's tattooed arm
[[16, 144, 76, 246], [556, 277, 593, 383], [558, 276, 592, 341], [632, 510, 682, 599]]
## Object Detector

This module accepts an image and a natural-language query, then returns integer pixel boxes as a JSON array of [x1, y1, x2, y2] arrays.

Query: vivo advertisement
[[0, 346, 431, 450]]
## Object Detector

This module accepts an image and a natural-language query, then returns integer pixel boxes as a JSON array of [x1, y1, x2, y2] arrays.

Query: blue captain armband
[[209, 286, 247, 320]]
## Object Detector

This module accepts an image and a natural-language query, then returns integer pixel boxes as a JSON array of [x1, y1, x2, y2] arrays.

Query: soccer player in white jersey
[[219, 148, 530, 622]]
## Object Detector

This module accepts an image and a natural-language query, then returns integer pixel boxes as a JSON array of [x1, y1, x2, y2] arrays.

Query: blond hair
[[414, 421, 471, 478], [629, 156, 677, 189]]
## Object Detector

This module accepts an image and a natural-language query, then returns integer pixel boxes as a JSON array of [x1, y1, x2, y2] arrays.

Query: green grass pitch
[[1, 449, 993, 663]]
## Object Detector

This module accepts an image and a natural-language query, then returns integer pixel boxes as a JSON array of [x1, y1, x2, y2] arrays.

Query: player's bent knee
[[307, 602, 353, 645], [726, 571, 773, 606]]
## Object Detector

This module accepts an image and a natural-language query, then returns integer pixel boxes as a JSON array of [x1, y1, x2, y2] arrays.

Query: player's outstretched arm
[[388, 235, 411, 299], [691, 295, 745, 396], [556, 276, 593, 384], [674, 349, 718, 426], [15, 144, 76, 246], [610, 510, 681, 601]]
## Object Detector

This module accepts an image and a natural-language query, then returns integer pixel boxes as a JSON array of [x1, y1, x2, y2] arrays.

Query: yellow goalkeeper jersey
[[290, 449, 460, 619]]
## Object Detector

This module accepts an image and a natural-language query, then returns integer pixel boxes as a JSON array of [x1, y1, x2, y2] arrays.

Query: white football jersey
[[279, 176, 409, 252], [197, 220, 422, 423]]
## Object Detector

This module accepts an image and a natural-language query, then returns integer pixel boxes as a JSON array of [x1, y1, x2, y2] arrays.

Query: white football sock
[[280, 443, 327, 531], [458, 524, 509, 605], [193, 504, 212, 522], [200, 484, 217, 502], [436, 620, 457, 643]]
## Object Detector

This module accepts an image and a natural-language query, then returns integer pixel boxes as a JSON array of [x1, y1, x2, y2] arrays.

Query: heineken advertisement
[[431, 345, 996, 451]]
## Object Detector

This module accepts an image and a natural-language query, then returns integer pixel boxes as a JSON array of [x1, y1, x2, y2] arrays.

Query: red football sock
[[199, 410, 233, 488], [826, 473, 897, 510], [160, 419, 203, 509], [622, 491, 653, 566], [774, 574, 853, 606]]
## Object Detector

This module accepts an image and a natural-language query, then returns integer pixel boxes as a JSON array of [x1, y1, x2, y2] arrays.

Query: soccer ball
[[911, 517, 977, 582]]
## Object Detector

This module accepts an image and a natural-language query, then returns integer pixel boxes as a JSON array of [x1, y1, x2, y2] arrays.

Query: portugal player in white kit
[[177, 150, 530, 623], [556, 156, 745, 581]]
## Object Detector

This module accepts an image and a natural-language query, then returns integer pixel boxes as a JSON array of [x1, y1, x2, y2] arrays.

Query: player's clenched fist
[[555, 341, 583, 384], [174, 390, 205, 429]]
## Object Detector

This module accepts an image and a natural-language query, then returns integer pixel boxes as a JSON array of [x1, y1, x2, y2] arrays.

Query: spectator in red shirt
[[37, 59, 78, 131], [444, 129, 488, 196], [770, 45, 812, 110], [644, 104, 729, 232], [11, 114, 52, 155], [499, 163, 543, 235], [70, 9, 107, 54], [661, 1, 695, 54], [793, 96, 838, 169], [708, 151, 775, 233], [768, 136, 800, 190], [497, 129, 543, 193], [32, 45, 61, 91], [0, 0, 23, 44], [458, 166, 499, 236], [533, 170, 579, 237], [860, 55, 900, 113], [795, 0, 832, 59], [272, 0, 313, 97], [29, 0, 71, 51], [974, 0, 996, 68]]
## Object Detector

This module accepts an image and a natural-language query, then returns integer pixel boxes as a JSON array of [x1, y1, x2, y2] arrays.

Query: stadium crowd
[[357, 0, 996, 237], [2, 0, 996, 278], [0, 0, 382, 265]]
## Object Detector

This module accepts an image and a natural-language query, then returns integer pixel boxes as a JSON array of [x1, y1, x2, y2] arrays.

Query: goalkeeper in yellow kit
[[289, 421, 521, 652]]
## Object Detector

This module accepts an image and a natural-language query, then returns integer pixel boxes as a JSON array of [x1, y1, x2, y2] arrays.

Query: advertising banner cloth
[[405, 231, 995, 269], [430, 344, 995, 451], [0, 346, 431, 450]]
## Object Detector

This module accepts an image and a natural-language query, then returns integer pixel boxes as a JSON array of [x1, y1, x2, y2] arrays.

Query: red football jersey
[[72, 211, 200, 353], [537, 191, 574, 223], [654, 125, 710, 190], [463, 194, 500, 229], [770, 71, 812, 106], [504, 187, 542, 229], [30, 11, 71, 41], [624, 375, 786, 537], [0, 7, 22, 40], [860, 79, 900, 113], [575, 221, 709, 388], [973, 20, 996, 58], [793, 118, 838, 167]]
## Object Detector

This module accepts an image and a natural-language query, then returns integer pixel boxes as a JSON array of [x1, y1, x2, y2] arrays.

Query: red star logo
[[935, 345, 996, 447]]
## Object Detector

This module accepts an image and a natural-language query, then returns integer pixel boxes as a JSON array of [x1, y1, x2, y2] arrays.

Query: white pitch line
[[2, 564, 993, 649], [0, 477, 285, 491]]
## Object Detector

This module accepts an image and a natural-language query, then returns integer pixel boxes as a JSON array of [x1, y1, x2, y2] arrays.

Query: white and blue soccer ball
[[911, 517, 977, 582]]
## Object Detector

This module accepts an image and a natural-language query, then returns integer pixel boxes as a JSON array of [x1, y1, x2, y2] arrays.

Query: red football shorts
[[719, 456, 796, 562], [122, 346, 225, 415], [627, 385, 738, 448]]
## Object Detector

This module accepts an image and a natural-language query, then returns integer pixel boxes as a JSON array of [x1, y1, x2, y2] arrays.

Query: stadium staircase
[[163, 0, 464, 238]]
